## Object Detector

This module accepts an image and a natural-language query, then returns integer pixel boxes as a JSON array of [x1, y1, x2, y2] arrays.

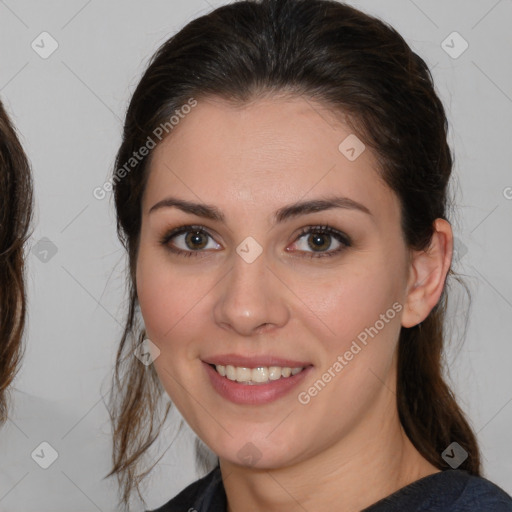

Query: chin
[[203, 432, 303, 470]]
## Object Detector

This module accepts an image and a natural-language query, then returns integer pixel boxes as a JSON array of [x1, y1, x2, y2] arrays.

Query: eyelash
[[159, 224, 351, 259]]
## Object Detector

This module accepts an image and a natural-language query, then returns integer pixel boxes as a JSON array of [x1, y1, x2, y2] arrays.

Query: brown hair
[[107, 0, 480, 507], [0, 99, 33, 424]]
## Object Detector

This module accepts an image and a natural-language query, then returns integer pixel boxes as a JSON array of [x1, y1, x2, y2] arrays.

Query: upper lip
[[203, 354, 312, 369]]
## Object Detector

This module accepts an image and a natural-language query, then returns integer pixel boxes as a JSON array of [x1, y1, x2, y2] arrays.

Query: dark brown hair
[[108, 0, 480, 507], [0, 99, 33, 424]]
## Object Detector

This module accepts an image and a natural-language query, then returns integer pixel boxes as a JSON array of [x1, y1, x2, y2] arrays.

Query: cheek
[[291, 257, 405, 420], [135, 245, 218, 364], [290, 256, 404, 355], [136, 246, 193, 343]]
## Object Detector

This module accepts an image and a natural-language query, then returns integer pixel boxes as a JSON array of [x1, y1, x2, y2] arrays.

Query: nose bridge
[[213, 239, 289, 335]]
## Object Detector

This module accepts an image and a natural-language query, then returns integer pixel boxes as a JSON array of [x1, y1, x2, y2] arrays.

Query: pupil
[[309, 234, 329, 251], [186, 231, 207, 250]]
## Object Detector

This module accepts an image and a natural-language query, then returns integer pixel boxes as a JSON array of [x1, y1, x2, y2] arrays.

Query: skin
[[136, 95, 453, 512]]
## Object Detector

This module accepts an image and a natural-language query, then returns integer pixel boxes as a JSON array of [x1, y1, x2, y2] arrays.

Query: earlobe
[[401, 218, 453, 328]]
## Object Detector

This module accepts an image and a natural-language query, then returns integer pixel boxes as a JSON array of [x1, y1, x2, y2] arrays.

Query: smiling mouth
[[209, 363, 308, 385]]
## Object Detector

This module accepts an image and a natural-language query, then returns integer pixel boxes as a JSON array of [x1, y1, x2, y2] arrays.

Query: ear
[[401, 218, 453, 328]]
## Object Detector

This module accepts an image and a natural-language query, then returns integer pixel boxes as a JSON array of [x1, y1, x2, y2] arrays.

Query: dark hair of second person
[[0, 99, 33, 424]]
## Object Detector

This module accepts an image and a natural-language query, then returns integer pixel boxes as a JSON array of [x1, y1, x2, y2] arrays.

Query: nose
[[212, 246, 290, 336]]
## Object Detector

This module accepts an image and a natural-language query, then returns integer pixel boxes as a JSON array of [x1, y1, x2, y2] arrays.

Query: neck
[[219, 371, 440, 512]]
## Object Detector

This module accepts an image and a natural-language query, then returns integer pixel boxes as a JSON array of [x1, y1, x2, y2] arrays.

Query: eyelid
[[294, 225, 351, 247], [160, 224, 216, 244]]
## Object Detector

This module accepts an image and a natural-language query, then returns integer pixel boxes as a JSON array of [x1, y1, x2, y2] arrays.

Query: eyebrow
[[148, 195, 372, 224]]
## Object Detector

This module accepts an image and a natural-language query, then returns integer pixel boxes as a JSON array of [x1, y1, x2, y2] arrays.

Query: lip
[[202, 353, 311, 369], [203, 361, 313, 405]]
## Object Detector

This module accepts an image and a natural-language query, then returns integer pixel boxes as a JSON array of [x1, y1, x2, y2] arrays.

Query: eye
[[288, 225, 351, 258], [160, 225, 221, 257]]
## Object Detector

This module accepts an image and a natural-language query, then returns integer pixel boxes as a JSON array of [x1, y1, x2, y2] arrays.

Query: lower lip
[[203, 362, 312, 405]]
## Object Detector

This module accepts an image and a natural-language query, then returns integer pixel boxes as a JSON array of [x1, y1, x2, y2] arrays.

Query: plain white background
[[0, 0, 511, 510]]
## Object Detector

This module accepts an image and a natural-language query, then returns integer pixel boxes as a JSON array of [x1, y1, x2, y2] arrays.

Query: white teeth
[[281, 367, 291, 378], [214, 364, 305, 384], [226, 365, 236, 380], [268, 366, 282, 380], [235, 366, 252, 382]]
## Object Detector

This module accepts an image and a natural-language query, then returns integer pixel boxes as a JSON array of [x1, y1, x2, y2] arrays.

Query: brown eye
[[289, 225, 351, 258], [184, 231, 209, 250], [307, 233, 332, 251], [160, 225, 222, 257]]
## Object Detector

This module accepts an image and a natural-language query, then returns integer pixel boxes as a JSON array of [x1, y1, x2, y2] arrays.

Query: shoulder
[[451, 471, 512, 511], [363, 470, 512, 512], [148, 466, 225, 512]]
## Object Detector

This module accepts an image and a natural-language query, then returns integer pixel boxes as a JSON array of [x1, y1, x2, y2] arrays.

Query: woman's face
[[136, 95, 415, 468]]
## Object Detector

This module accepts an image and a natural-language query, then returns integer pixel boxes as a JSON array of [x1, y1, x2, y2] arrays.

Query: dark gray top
[[149, 465, 512, 511]]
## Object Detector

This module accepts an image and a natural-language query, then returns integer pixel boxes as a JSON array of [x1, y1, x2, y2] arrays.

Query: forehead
[[143, 95, 400, 227]]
